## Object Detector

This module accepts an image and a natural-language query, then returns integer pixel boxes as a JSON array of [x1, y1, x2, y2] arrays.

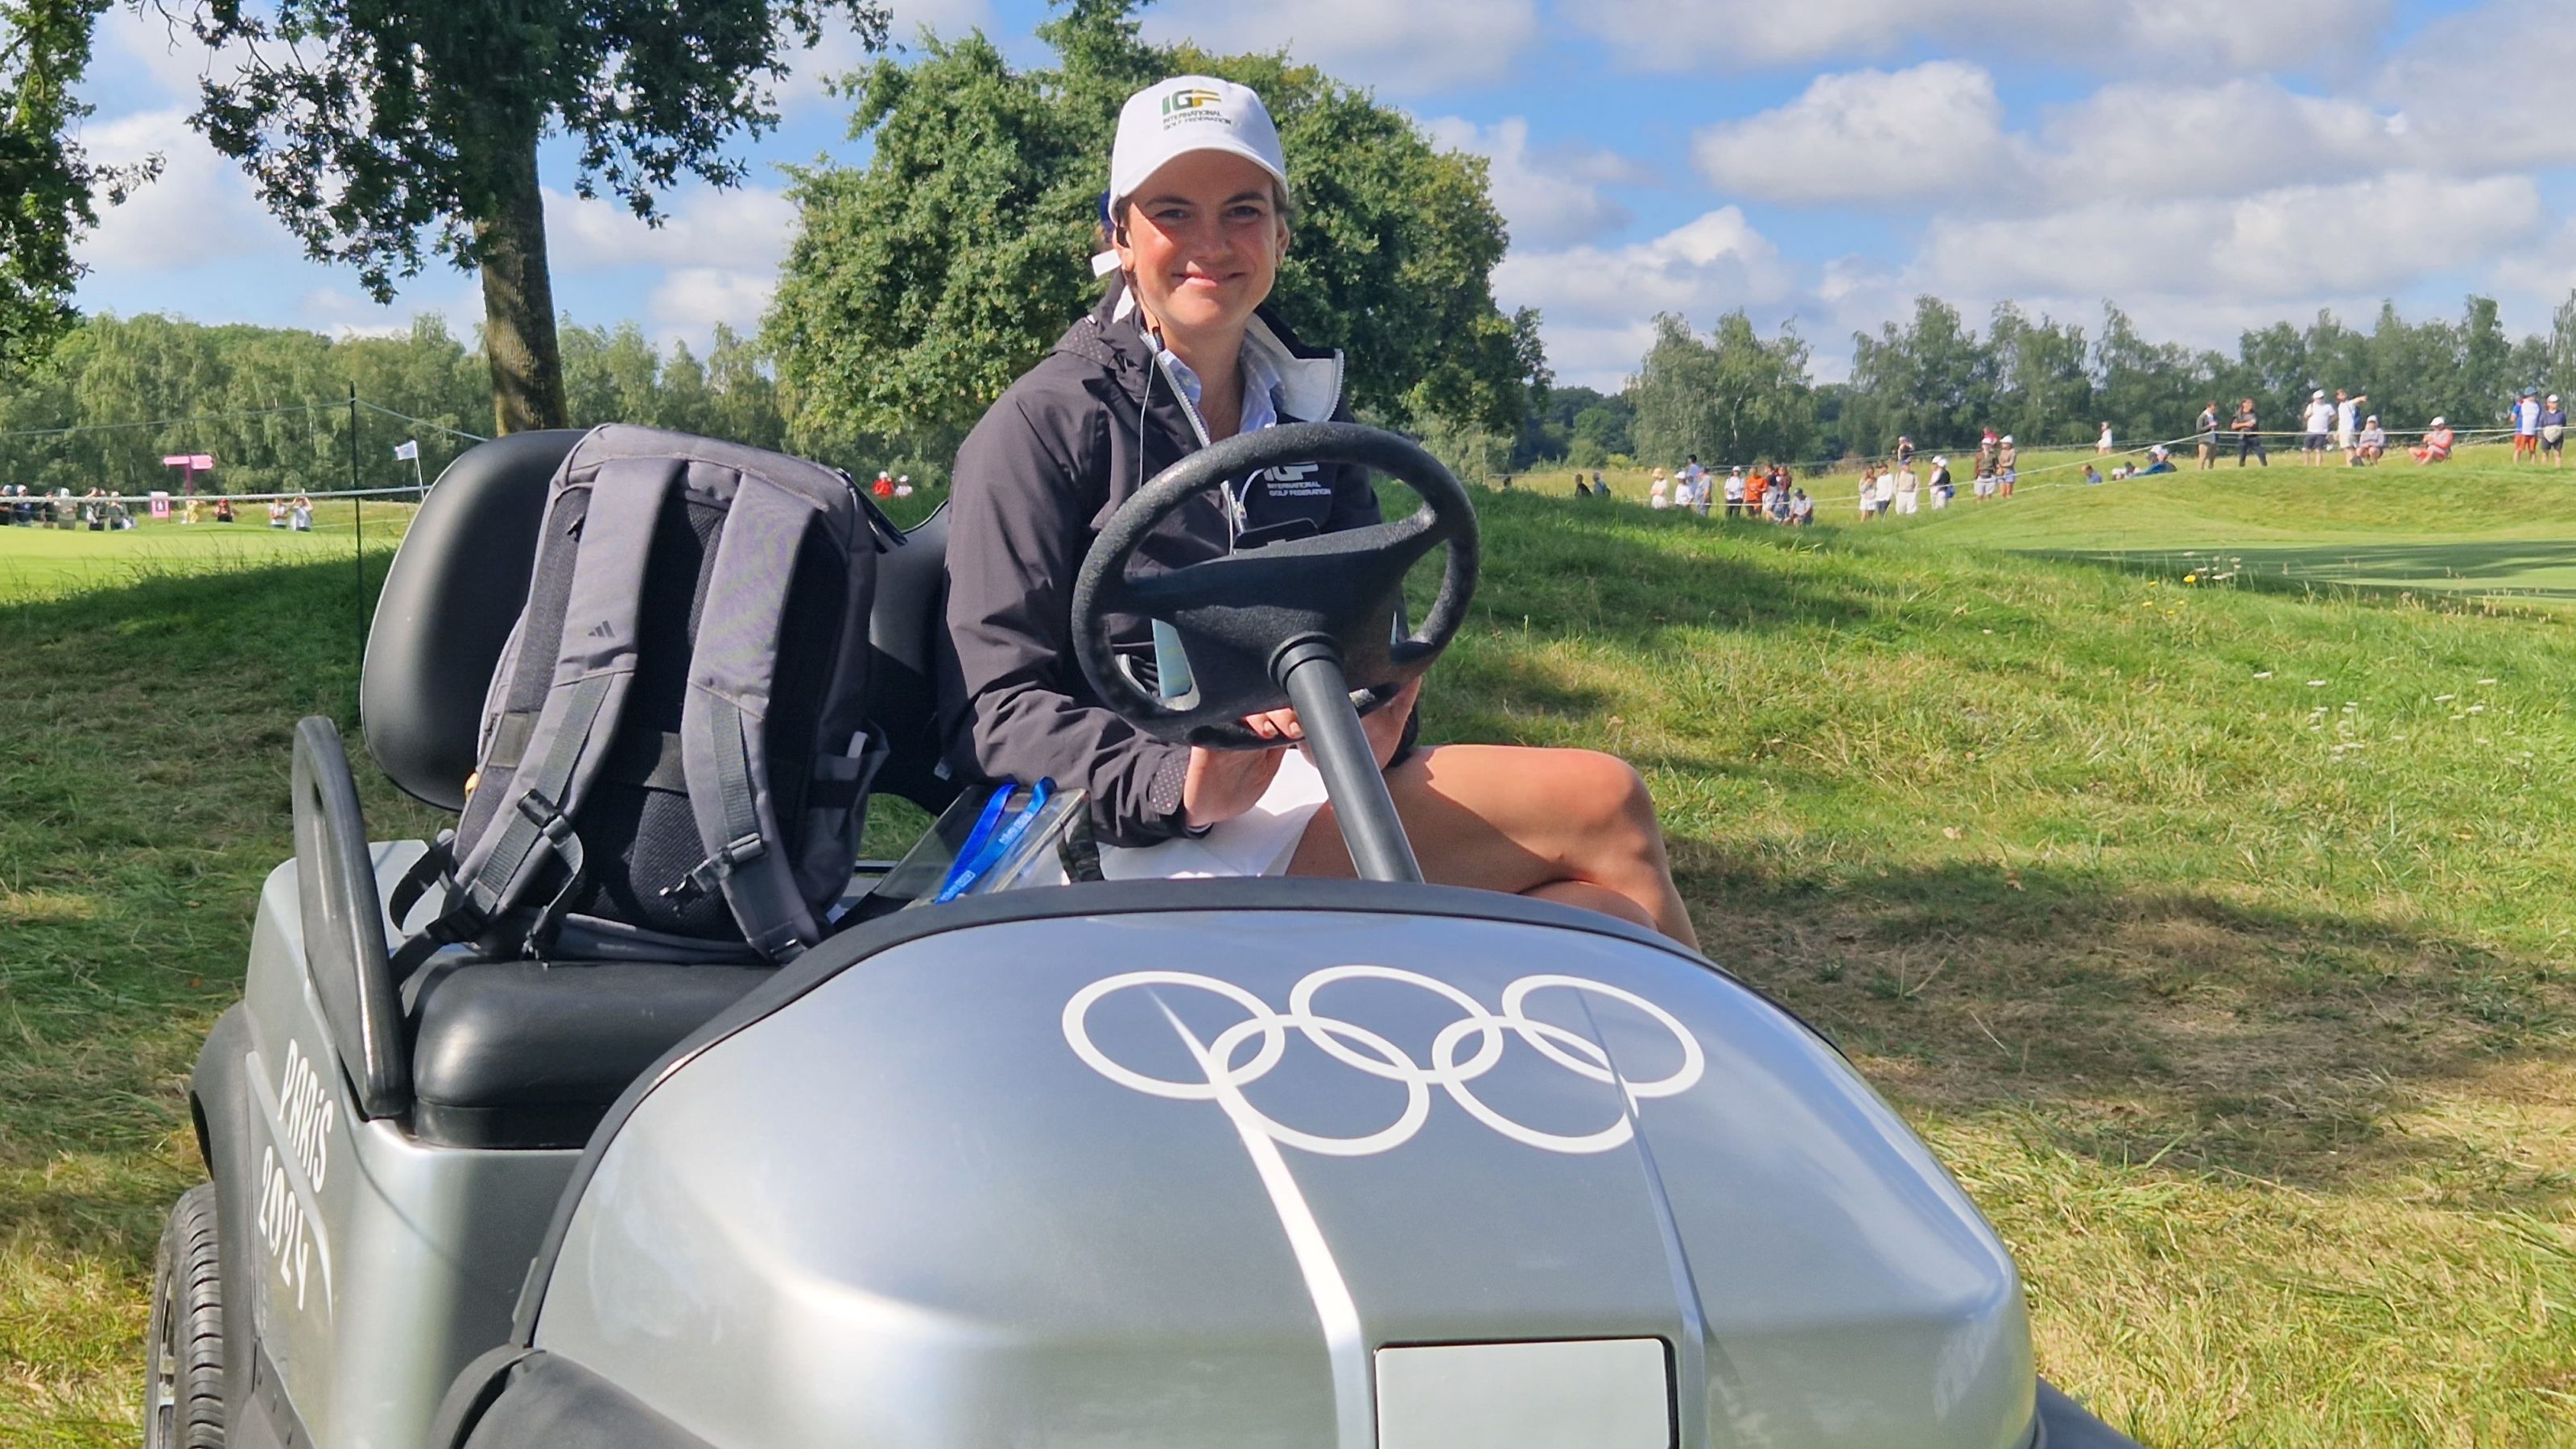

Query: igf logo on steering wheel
[[1062, 966, 1704, 1156]]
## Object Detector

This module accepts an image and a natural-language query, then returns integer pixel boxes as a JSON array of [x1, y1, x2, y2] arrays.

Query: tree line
[[0, 312, 799, 496], [1521, 291, 2576, 473]]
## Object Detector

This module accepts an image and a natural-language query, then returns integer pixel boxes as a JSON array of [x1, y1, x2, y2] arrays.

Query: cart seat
[[406, 960, 772, 1150]]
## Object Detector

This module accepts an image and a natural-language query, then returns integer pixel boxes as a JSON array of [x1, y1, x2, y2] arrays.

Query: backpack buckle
[[662, 833, 767, 900]]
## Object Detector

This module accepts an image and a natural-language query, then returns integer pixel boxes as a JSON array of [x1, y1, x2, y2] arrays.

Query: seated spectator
[[2082, 463, 2103, 485], [2355, 417, 2387, 463], [1790, 488, 1813, 526], [2411, 419, 2454, 464], [2139, 449, 2176, 476]]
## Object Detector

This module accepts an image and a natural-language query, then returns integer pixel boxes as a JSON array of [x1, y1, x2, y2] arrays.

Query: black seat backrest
[[364, 431, 960, 815], [365, 431, 584, 810], [865, 503, 961, 814]]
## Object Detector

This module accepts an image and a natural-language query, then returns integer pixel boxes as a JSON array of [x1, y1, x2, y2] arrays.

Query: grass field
[[3, 469, 2574, 1445]]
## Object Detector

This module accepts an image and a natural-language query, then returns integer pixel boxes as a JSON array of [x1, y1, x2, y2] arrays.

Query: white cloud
[[72, 109, 279, 272], [1694, 62, 2008, 205], [2029, 78, 2396, 200], [2372, 0, 2576, 173], [1498, 208, 1794, 387], [1143, 0, 1538, 92], [546, 184, 799, 271], [777, 0, 997, 112], [1423, 117, 1637, 249], [1916, 172, 2544, 301], [1575, 0, 2388, 72], [649, 268, 778, 344]]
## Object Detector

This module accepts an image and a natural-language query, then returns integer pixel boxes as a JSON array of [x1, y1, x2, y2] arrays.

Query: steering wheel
[[1071, 421, 1480, 749]]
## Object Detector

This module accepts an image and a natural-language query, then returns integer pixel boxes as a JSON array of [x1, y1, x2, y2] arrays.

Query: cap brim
[[1113, 137, 1289, 209]]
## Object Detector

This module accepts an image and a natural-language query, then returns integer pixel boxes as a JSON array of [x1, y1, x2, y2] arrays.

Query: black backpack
[[392, 425, 891, 969]]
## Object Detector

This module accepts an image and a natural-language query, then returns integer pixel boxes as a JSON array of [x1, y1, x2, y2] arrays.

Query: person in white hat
[[939, 74, 1699, 945], [2301, 389, 2334, 465], [2412, 417, 2454, 464]]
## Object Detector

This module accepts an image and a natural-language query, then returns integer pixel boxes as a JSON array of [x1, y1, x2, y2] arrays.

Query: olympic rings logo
[[1061, 966, 1704, 1157]]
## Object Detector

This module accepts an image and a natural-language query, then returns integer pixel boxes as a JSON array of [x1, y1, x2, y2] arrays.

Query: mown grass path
[[2, 479, 2572, 1445]]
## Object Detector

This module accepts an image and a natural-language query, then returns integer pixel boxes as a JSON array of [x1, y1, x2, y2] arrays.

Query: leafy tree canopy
[[153, 0, 886, 431], [766, 0, 1542, 455], [0, 0, 157, 369], [1629, 310, 1816, 469]]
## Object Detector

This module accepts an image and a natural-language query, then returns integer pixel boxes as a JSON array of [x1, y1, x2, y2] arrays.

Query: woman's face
[[1115, 149, 1289, 342]]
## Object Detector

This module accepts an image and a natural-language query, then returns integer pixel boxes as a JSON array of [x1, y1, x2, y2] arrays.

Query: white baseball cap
[[2313, 389, 2326, 399], [1109, 76, 1287, 214]]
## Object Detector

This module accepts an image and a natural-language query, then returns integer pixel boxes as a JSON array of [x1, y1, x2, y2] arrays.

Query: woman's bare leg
[[1286, 745, 1699, 949]]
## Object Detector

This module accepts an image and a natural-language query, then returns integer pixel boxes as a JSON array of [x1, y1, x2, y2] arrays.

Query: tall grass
[[2, 477, 2570, 1444]]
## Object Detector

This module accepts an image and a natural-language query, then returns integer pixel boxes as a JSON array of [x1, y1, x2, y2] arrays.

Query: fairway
[[0, 504, 415, 605], [3, 470, 2572, 1446]]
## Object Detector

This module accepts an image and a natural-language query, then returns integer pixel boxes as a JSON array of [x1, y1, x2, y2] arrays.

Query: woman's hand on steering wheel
[[1183, 740, 1286, 831], [1183, 677, 1422, 830]]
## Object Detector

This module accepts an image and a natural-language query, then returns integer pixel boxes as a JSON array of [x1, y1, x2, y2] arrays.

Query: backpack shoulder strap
[[435, 456, 679, 947], [677, 471, 840, 960]]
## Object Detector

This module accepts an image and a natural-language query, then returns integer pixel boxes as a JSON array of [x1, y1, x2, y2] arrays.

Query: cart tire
[[144, 1183, 225, 1449]]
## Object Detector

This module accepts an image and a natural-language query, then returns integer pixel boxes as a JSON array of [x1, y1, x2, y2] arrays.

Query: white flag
[[393, 439, 420, 461]]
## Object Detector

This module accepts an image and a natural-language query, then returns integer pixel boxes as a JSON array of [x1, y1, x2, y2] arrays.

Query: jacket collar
[[1058, 278, 1344, 423]]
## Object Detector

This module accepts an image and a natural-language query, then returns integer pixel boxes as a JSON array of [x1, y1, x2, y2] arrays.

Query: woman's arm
[[943, 390, 1200, 847]]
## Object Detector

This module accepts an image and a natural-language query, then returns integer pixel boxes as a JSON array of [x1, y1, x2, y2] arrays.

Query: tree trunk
[[476, 123, 568, 434]]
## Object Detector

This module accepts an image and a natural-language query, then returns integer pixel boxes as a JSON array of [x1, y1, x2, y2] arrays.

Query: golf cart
[[150, 422, 2138, 1447]]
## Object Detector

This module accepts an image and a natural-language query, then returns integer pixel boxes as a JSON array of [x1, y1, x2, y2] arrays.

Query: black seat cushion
[[408, 961, 772, 1149]]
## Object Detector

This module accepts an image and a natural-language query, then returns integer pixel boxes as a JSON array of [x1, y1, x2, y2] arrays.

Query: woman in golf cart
[[941, 76, 1697, 947]]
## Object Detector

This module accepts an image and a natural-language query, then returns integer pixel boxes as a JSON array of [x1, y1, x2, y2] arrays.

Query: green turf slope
[[2, 489, 2571, 1445]]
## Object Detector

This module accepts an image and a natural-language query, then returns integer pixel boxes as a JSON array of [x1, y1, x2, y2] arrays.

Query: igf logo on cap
[[1161, 86, 1228, 126]]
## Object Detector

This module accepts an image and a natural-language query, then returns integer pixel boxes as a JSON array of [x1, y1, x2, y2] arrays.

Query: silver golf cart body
[[170, 427, 2136, 1449]]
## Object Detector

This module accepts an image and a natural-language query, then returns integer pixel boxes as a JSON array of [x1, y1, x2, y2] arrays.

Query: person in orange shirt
[[2411, 418, 2454, 464], [1744, 464, 1769, 518]]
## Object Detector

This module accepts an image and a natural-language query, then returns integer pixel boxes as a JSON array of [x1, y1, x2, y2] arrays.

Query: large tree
[[1629, 311, 1815, 468], [157, 0, 887, 433], [0, 0, 156, 369], [766, 0, 1542, 459]]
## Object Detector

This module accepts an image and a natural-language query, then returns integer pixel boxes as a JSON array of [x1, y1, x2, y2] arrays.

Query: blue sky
[[68, 0, 2576, 389]]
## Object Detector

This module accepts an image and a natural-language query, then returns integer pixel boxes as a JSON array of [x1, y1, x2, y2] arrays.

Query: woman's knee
[[1535, 749, 1662, 853]]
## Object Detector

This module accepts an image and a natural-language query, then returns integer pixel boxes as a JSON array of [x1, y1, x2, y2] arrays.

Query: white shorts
[[1098, 749, 1331, 880]]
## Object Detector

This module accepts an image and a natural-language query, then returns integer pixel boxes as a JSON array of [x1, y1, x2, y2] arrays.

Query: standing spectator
[[1575, 475, 1592, 497], [1927, 455, 1953, 508], [2197, 401, 2222, 470], [290, 494, 314, 531], [1872, 464, 1897, 516], [1996, 436, 2018, 497], [1722, 466, 1746, 518], [2541, 394, 2566, 467], [2513, 388, 2542, 463], [1744, 464, 1769, 518], [2232, 398, 2268, 466], [1648, 469, 1670, 510], [2355, 415, 2387, 464], [1893, 462, 1920, 515], [1856, 465, 1879, 519], [1592, 469, 1606, 497], [2335, 390, 2366, 464], [267, 497, 288, 529], [2301, 390, 2334, 465], [1767, 479, 1793, 522], [1681, 454, 1706, 503], [2096, 421, 2114, 455], [1894, 436, 1914, 468], [2412, 417, 2454, 464]]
